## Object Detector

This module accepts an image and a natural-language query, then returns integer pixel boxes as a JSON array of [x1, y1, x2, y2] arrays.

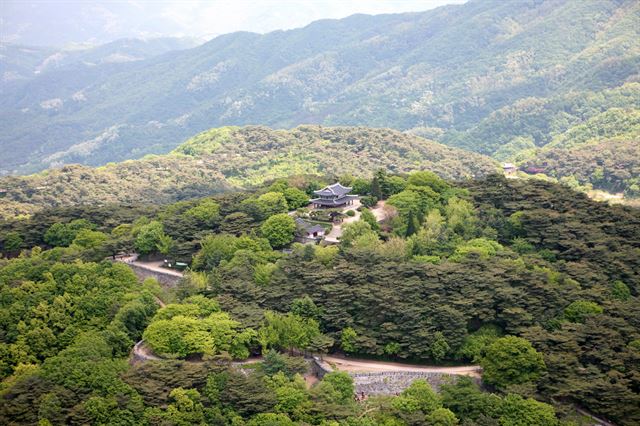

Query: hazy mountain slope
[[441, 83, 640, 154], [0, 37, 201, 82], [0, 126, 497, 219], [522, 137, 640, 197], [1, 0, 638, 174]]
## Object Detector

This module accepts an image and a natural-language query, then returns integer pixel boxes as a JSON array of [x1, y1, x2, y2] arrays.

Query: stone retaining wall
[[311, 356, 334, 379], [126, 263, 182, 287], [351, 371, 467, 396]]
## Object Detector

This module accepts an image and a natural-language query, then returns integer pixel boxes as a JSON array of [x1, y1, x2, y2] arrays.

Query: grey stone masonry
[[351, 371, 468, 396], [126, 263, 182, 287]]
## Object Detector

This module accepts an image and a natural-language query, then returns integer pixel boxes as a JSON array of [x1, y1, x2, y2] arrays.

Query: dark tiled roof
[[295, 218, 325, 234], [313, 183, 352, 197]]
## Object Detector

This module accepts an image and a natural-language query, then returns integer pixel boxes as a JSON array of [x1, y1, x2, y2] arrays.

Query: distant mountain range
[[1, 37, 202, 82], [0, 0, 638, 176]]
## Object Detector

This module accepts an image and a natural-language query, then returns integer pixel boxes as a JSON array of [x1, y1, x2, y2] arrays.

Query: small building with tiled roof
[[310, 183, 358, 208], [295, 218, 326, 243]]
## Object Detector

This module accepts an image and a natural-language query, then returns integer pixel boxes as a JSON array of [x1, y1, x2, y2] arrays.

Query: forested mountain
[[0, 37, 201, 82], [1, 0, 638, 175], [0, 126, 497, 219], [1, 173, 638, 425]]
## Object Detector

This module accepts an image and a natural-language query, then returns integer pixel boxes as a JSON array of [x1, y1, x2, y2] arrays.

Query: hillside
[[1, 0, 638, 174], [0, 37, 201, 83], [0, 126, 497, 219], [1, 174, 638, 425]]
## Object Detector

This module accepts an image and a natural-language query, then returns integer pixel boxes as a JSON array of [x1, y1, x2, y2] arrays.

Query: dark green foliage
[[260, 350, 309, 378], [1, 174, 639, 425]]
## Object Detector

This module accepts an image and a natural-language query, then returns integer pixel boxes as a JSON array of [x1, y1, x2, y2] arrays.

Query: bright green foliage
[[387, 188, 436, 223], [392, 379, 442, 414], [254, 262, 278, 286], [145, 387, 207, 426], [257, 192, 290, 218], [407, 171, 450, 194], [430, 332, 450, 362], [444, 196, 477, 239], [449, 238, 503, 262], [427, 407, 459, 425], [246, 413, 295, 426], [360, 208, 380, 231], [481, 336, 546, 388], [283, 188, 309, 210], [192, 234, 239, 270], [322, 372, 354, 404], [183, 199, 221, 226], [340, 220, 376, 248], [457, 325, 502, 362], [134, 220, 167, 255], [261, 214, 296, 248], [314, 245, 339, 265], [257, 311, 323, 353], [384, 342, 400, 355], [143, 310, 254, 359], [44, 219, 94, 247], [563, 300, 603, 323], [192, 234, 271, 270], [386, 176, 408, 195], [440, 377, 558, 425], [498, 394, 559, 426], [341, 327, 358, 353], [71, 229, 108, 249]]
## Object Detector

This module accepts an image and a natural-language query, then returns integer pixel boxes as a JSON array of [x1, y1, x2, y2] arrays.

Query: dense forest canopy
[[0, 126, 497, 219], [1, 0, 639, 423], [1, 172, 638, 425]]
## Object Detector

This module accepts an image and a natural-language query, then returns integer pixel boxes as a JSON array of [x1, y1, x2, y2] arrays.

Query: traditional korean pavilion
[[310, 183, 358, 208]]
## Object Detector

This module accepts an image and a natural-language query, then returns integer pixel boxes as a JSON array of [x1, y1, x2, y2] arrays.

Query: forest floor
[[322, 355, 482, 378]]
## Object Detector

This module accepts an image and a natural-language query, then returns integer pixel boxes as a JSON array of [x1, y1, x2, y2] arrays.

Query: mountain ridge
[[1, 0, 638, 175], [0, 125, 497, 219]]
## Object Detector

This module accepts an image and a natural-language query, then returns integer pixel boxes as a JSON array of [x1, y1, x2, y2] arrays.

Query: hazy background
[[1, 0, 464, 47]]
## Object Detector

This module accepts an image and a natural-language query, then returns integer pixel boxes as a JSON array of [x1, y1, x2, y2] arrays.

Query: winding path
[[323, 355, 482, 378]]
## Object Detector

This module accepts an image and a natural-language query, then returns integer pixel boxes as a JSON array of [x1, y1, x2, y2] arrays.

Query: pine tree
[[371, 176, 383, 200], [406, 210, 419, 237]]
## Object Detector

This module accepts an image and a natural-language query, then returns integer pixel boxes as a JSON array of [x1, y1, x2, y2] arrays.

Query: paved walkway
[[323, 200, 389, 243], [323, 199, 362, 243], [118, 254, 185, 277], [323, 355, 481, 378]]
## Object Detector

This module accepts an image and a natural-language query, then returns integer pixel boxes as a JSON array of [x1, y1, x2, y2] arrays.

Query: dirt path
[[132, 340, 162, 362], [323, 355, 482, 378], [370, 200, 387, 222]]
